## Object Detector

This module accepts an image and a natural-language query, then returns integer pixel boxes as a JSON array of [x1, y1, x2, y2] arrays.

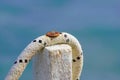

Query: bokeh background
[[0, 0, 120, 80]]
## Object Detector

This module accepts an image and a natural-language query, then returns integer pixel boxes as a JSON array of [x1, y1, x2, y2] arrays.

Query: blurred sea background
[[0, 0, 120, 80]]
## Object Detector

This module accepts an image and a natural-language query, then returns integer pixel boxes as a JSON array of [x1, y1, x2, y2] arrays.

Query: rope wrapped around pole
[[5, 31, 83, 80]]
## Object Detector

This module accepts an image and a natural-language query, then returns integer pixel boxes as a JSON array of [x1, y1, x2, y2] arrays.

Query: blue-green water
[[0, 0, 120, 80]]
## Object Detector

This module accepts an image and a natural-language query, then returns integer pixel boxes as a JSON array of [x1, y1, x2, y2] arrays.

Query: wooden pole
[[33, 44, 72, 80]]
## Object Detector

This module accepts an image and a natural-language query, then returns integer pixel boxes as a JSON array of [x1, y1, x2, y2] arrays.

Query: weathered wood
[[33, 44, 72, 80]]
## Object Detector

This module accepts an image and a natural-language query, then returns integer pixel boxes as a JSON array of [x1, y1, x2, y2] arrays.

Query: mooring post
[[33, 44, 72, 80]]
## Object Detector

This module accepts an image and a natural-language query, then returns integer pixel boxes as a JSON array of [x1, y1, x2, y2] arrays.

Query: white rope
[[5, 32, 83, 80]]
